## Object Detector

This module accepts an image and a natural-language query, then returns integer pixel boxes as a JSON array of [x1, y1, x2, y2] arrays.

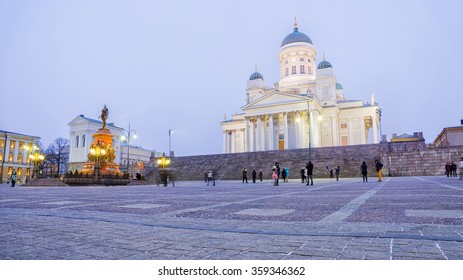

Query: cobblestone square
[[1, 176, 462, 260]]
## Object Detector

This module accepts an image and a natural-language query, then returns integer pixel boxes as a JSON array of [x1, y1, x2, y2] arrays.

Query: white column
[[283, 112, 288, 149], [268, 115, 274, 150], [331, 116, 339, 146], [245, 117, 250, 152], [250, 118, 255, 152], [256, 116, 261, 151], [295, 111, 301, 148], [360, 117, 367, 144], [223, 131, 227, 153], [309, 111, 313, 148], [241, 129, 245, 152], [231, 130, 236, 153], [373, 116, 379, 143]]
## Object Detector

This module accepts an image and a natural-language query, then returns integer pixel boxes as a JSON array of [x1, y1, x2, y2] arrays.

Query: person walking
[[272, 168, 278, 186], [375, 160, 383, 182], [306, 161, 314, 186], [445, 163, 451, 177], [206, 170, 215, 186], [275, 162, 281, 180], [335, 166, 340, 181], [300, 168, 306, 183], [242, 168, 248, 183], [451, 162, 457, 177], [361, 161, 368, 182], [10, 169, 17, 187], [252, 169, 257, 183], [281, 168, 287, 183], [258, 170, 263, 182]]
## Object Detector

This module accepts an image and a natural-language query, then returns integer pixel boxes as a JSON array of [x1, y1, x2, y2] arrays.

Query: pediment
[[242, 91, 309, 111], [68, 115, 88, 126]]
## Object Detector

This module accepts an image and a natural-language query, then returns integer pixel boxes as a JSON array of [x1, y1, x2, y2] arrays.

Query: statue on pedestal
[[99, 105, 109, 129]]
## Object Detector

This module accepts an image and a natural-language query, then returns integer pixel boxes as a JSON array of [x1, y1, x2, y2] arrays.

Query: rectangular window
[[300, 58, 304, 62], [17, 168, 22, 176], [308, 66, 312, 74], [291, 66, 296, 74], [26, 168, 30, 176], [10, 140, 16, 149], [285, 68, 289, 76], [0, 139, 4, 148], [19, 141, 25, 149], [300, 65, 305, 74], [8, 167, 12, 175], [0, 153, 3, 161], [8, 153, 14, 162], [341, 123, 348, 129]]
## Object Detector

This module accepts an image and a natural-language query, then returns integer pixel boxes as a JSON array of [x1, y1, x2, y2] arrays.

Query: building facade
[[68, 115, 157, 176], [221, 20, 381, 153], [434, 121, 463, 148], [0, 130, 41, 184]]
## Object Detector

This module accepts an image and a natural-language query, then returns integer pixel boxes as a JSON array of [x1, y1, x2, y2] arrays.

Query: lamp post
[[90, 141, 106, 179], [157, 153, 171, 186], [168, 129, 173, 156], [28, 147, 44, 180], [120, 123, 137, 176], [376, 108, 383, 143]]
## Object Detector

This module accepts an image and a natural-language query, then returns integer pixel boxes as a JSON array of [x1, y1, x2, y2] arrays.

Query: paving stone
[[1, 176, 463, 260]]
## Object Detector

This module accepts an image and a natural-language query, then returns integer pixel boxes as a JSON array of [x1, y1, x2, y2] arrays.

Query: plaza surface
[[1, 176, 462, 260]]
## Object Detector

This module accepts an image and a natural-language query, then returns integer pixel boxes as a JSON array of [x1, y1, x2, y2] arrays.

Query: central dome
[[281, 26, 313, 47]]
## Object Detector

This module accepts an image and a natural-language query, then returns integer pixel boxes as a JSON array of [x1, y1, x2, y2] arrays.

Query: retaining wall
[[166, 141, 463, 181]]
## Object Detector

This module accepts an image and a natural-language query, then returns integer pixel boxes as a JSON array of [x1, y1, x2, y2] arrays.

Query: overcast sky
[[1, 0, 462, 156]]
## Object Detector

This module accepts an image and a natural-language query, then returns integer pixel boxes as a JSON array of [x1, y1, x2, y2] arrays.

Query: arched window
[[76, 136, 79, 148], [291, 66, 297, 75], [82, 135, 86, 147]]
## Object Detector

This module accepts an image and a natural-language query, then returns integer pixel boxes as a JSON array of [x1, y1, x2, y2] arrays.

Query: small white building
[[221, 20, 381, 153], [68, 115, 156, 175]]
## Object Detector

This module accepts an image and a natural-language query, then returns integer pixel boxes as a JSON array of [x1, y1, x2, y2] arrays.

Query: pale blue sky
[[1, 0, 462, 155]]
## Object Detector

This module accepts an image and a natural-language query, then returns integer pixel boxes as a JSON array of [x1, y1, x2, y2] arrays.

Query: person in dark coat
[[361, 161, 368, 182], [335, 166, 340, 181], [10, 169, 17, 187], [258, 170, 263, 182], [281, 168, 287, 183], [300, 168, 306, 183], [306, 161, 314, 186], [252, 169, 257, 183], [445, 163, 451, 177], [451, 162, 457, 177], [275, 162, 281, 179], [242, 169, 248, 183]]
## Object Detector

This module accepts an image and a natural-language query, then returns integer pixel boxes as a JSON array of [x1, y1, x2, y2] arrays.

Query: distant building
[[434, 120, 463, 147], [390, 132, 424, 143], [0, 130, 41, 184], [68, 115, 159, 176], [221, 19, 381, 153]]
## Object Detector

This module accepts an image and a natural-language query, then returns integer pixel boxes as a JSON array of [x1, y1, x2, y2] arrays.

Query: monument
[[64, 105, 129, 185]]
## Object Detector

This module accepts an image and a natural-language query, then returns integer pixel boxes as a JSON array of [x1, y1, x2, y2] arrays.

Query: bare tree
[[45, 137, 70, 176]]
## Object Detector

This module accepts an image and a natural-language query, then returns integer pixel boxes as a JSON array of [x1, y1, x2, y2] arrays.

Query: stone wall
[[165, 141, 463, 181]]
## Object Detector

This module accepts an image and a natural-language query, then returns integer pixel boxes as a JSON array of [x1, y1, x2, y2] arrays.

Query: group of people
[[445, 162, 458, 177], [241, 169, 264, 183], [243, 159, 386, 186]]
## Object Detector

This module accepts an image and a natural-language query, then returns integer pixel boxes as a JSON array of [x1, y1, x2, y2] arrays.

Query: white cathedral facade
[[221, 20, 381, 153]]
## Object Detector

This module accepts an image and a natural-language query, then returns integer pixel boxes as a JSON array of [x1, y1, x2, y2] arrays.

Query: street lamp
[[90, 141, 106, 178], [157, 153, 171, 186], [168, 129, 173, 156], [120, 123, 137, 175], [376, 108, 383, 143], [156, 153, 171, 169], [28, 146, 44, 180]]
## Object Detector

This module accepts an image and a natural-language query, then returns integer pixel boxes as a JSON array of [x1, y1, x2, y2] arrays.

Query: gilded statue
[[99, 105, 109, 129]]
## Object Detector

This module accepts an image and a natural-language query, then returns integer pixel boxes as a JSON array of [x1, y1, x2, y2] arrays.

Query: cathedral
[[221, 19, 381, 153]]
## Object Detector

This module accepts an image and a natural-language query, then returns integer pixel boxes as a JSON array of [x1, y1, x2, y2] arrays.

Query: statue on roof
[[99, 105, 109, 129]]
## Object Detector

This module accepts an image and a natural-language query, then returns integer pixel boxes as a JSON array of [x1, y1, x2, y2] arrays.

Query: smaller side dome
[[317, 60, 332, 69], [249, 71, 264, 81], [336, 82, 343, 90]]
